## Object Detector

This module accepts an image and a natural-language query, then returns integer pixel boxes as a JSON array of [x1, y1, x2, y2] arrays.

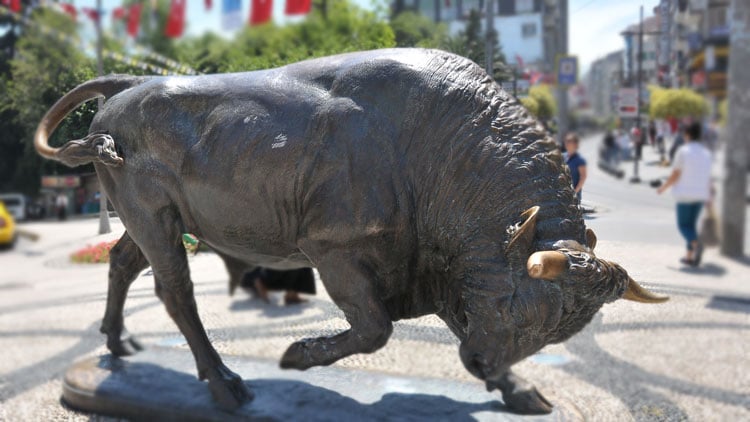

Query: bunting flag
[[285, 0, 310, 15], [164, 0, 186, 38], [249, 0, 272, 25], [127, 3, 143, 37], [4, 0, 21, 13], [221, 0, 242, 30], [81, 7, 100, 22], [60, 3, 77, 20], [112, 6, 126, 20]]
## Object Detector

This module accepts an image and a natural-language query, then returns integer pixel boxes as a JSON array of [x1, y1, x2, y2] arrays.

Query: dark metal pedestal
[[62, 347, 577, 421]]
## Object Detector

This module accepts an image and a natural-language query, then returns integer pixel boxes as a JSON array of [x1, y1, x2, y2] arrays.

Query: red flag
[[59, 3, 77, 20], [81, 7, 100, 22], [205, 0, 212, 10], [285, 0, 310, 15], [250, 0, 272, 25], [164, 0, 186, 38], [127, 3, 143, 37], [112, 7, 126, 20], [1, 0, 22, 13]]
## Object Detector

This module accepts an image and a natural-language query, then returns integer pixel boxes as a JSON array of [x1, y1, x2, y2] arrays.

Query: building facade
[[396, 0, 564, 75]]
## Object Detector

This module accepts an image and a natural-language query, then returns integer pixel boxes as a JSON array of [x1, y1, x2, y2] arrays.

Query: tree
[[176, 0, 395, 73], [527, 85, 556, 121], [3, 7, 97, 194], [648, 86, 707, 119], [443, 9, 511, 82], [390, 11, 448, 48], [520, 96, 539, 117]]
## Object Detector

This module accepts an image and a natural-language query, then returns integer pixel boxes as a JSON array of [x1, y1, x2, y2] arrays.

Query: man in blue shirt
[[564, 133, 587, 203]]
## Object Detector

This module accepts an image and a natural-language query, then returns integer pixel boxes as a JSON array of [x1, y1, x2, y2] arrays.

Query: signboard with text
[[41, 175, 81, 188], [617, 88, 639, 118]]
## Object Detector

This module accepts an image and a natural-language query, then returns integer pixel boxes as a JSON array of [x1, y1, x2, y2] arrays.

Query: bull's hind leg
[[100, 231, 150, 356], [126, 209, 252, 410], [280, 252, 393, 369]]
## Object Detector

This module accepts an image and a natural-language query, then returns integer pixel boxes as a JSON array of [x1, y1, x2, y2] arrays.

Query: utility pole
[[484, 0, 493, 76], [721, 0, 749, 257], [631, 4, 644, 183], [95, 0, 111, 235], [555, 0, 569, 147]]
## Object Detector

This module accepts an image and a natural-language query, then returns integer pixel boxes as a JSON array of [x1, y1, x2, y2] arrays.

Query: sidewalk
[[1, 162, 749, 420]]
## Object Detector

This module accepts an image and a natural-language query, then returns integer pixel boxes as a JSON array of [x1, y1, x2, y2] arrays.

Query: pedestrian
[[563, 132, 587, 203], [241, 267, 316, 305], [657, 121, 712, 267], [648, 120, 657, 147], [55, 192, 69, 221]]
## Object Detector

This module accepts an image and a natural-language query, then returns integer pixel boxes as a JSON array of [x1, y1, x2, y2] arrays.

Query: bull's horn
[[527, 251, 567, 280], [622, 278, 669, 303]]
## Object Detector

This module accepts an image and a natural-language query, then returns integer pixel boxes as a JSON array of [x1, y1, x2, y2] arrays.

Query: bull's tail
[[34, 75, 149, 168]]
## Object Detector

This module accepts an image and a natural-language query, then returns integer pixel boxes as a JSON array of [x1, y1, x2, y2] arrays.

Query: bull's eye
[[616, 286, 625, 297]]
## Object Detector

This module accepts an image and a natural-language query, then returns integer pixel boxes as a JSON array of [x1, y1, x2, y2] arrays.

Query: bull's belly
[[181, 190, 311, 269]]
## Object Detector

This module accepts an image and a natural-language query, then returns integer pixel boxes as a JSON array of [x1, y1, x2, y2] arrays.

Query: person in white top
[[657, 121, 712, 267]]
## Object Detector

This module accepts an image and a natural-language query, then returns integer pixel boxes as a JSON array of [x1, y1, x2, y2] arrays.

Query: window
[[522, 22, 537, 38], [516, 0, 534, 13]]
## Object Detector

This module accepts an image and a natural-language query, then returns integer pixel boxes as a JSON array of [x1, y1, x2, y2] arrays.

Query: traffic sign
[[617, 88, 639, 117], [557, 56, 578, 86]]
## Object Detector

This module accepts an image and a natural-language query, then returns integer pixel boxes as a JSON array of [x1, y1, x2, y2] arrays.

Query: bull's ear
[[586, 228, 597, 251], [506, 206, 540, 265]]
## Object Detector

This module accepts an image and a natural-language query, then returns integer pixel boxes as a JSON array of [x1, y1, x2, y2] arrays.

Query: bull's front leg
[[100, 231, 149, 356], [487, 370, 553, 414], [280, 250, 393, 369]]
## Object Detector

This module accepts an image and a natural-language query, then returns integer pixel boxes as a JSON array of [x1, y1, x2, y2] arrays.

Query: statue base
[[63, 347, 576, 421]]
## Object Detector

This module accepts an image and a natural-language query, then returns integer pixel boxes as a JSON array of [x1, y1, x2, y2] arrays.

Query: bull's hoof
[[106, 334, 143, 357], [207, 366, 253, 410], [501, 385, 553, 415], [280, 340, 315, 370]]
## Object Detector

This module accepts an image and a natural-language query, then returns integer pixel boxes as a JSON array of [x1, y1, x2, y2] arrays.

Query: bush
[[527, 85, 557, 121], [520, 96, 539, 117], [649, 87, 707, 119]]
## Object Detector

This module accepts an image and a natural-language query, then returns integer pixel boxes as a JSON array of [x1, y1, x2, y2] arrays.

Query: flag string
[[0, 5, 200, 75]]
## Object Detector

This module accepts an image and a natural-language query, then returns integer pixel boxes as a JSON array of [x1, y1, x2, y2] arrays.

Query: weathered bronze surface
[[35, 48, 666, 415]]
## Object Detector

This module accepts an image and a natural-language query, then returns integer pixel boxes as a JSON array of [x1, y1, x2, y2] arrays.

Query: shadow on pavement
[[675, 262, 727, 277], [63, 355, 505, 422], [706, 296, 750, 314]]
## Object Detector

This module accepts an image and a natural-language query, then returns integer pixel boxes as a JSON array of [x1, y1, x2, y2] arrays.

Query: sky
[[569, 0, 661, 74], [65, 0, 660, 75]]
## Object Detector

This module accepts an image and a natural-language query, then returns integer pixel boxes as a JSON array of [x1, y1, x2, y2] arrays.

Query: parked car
[[0, 193, 27, 221], [0, 200, 17, 249]]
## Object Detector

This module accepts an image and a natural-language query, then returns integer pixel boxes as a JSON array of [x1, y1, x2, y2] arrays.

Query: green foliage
[[648, 86, 707, 119], [2, 8, 97, 194], [390, 11, 448, 48], [520, 96, 539, 117], [527, 85, 556, 121], [176, 0, 395, 73], [443, 9, 510, 82]]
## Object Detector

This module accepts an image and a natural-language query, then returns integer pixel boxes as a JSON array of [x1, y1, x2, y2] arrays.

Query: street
[[0, 132, 748, 421]]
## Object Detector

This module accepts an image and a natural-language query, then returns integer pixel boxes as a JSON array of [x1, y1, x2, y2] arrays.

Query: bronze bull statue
[[35, 48, 667, 414]]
